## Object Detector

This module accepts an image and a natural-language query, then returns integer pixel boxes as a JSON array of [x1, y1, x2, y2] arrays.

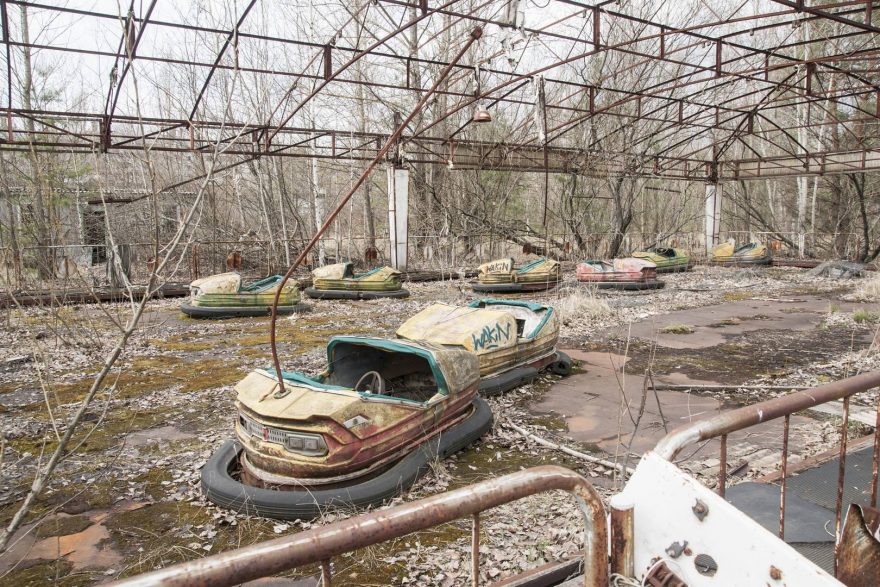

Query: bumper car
[[631, 246, 692, 273], [304, 262, 409, 299], [181, 273, 303, 318], [576, 258, 665, 290], [396, 299, 572, 396], [472, 257, 561, 293], [201, 337, 492, 519], [710, 240, 772, 266]]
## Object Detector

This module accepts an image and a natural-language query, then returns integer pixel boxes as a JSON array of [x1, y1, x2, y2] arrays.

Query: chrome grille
[[238, 412, 327, 456]]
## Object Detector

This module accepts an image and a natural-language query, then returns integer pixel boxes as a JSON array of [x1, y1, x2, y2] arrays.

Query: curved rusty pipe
[[267, 27, 483, 387], [108, 465, 608, 587]]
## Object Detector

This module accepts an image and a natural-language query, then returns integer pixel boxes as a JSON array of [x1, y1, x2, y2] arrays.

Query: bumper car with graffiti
[[396, 299, 571, 396], [631, 246, 692, 273], [181, 273, 305, 318], [709, 240, 772, 266], [576, 258, 665, 290], [201, 336, 492, 519], [304, 262, 409, 299], [472, 257, 561, 293]]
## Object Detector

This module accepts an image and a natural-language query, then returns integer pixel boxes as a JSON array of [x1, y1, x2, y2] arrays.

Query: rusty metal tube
[[108, 466, 607, 587], [873, 396, 880, 508], [472, 512, 480, 586], [655, 370, 880, 460], [780, 414, 790, 539], [609, 495, 634, 579], [267, 26, 483, 386], [834, 395, 851, 575]]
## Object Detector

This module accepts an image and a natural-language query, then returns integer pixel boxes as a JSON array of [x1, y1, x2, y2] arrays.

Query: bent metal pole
[[268, 27, 484, 386]]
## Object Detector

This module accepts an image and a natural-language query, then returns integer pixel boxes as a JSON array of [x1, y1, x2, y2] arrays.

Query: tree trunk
[[20, 5, 54, 279]]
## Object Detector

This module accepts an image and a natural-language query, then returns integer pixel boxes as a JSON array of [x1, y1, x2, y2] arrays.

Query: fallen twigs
[[502, 419, 635, 475]]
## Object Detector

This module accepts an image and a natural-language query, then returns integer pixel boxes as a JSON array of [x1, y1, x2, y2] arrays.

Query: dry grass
[[660, 323, 695, 334], [555, 289, 611, 324], [849, 275, 880, 302]]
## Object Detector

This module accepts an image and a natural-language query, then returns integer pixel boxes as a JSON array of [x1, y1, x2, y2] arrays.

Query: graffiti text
[[472, 322, 511, 351]]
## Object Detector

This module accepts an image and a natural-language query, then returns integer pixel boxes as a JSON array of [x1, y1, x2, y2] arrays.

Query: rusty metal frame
[[655, 369, 880, 576], [107, 465, 608, 587], [0, 0, 878, 186]]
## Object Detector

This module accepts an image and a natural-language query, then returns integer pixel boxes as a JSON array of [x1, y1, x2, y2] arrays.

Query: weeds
[[554, 289, 611, 325], [660, 324, 695, 334], [853, 310, 880, 324]]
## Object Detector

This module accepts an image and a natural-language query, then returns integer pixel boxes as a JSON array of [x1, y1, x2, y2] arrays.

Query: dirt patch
[[33, 514, 93, 539], [623, 325, 874, 386], [617, 295, 863, 349]]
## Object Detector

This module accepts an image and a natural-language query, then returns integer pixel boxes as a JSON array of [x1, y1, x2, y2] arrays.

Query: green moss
[[528, 413, 568, 432], [723, 291, 754, 302], [105, 501, 201, 535], [129, 468, 175, 497], [7, 404, 177, 455], [149, 339, 214, 352], [34, 514, 93, 538], [0, 559, 96, 587], [660, 324, 695, 334]]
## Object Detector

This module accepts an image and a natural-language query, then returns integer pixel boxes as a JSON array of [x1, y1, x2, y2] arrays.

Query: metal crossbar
[[108, 465, 608, 587], [655, 370, 880, 576]]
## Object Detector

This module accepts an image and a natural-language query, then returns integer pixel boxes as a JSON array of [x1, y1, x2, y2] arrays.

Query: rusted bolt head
[[692, 498, 709, 521], [769, 566, 782, 580]]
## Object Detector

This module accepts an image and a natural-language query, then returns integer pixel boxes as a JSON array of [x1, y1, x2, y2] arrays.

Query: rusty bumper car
[[710, 240, 772, 266], [576, 258, 665, 290], [304, 262, 409, 300], [631, 246, 692, 273], [201, 337, 491, 519], [181, 273, 305, 318], [397, 299, 571, 396], [472, 257, 561, 293]]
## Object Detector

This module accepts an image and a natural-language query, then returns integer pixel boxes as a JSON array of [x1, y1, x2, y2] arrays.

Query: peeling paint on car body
[[631, 247, 692, 273], [233, 336, 480, 481], [476, 257, 561, 285], [396, 299, 559, 378], [710, 241, 772, 266], [188, 272, 300, 308], [311, 263, 403, 292], [576, 258, 659, 283]]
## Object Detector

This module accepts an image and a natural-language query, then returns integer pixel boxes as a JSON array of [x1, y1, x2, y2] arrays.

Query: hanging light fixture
[[472, 108, 492, 123], [472, 63, 492, 123]]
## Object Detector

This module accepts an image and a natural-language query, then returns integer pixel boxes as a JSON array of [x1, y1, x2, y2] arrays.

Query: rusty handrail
[[655, 370, 880, 460], [654, 369, 880, 576], [108, 465, 608, 587]]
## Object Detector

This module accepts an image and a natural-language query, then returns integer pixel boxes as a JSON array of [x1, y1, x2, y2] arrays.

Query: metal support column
[[704, 183, 722, 254], [387, 165, 409, 270]]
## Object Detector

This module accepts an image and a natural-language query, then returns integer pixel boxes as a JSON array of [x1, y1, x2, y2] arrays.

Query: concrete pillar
[[387, 165, 409, 270], [704, 183, 722, 254]]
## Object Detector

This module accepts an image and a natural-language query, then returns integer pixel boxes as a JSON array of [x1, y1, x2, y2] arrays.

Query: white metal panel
[[616, 452, 842, 585], [387, 166, 409, 270], [704, 183, 721, 255]]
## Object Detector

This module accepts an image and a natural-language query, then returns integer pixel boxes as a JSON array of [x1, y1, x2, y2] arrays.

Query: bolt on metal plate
[[692, 498, 709, 521], [694, 553, 718, 576]]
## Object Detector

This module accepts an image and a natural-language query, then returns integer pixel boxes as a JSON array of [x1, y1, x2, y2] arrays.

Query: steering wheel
[[354, 371, 386, 395]]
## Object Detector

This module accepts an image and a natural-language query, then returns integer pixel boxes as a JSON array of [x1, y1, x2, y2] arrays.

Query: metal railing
[[655, 370, 880, 576], [108, 465, 608, 587]]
